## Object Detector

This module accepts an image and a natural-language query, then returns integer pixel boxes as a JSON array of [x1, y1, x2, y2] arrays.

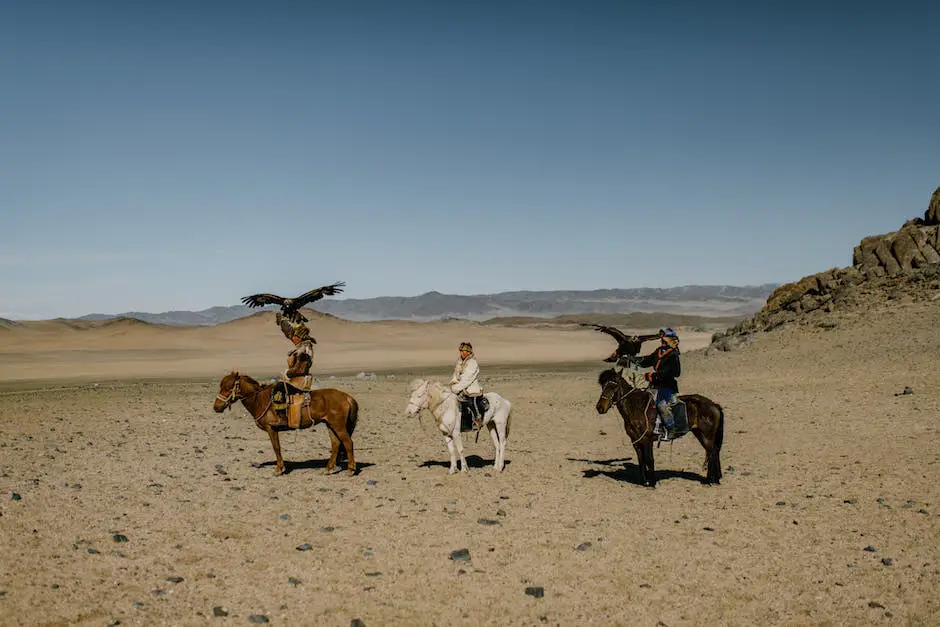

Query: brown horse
[[213, 371, 359, 476], [594, 368, 724, 487]]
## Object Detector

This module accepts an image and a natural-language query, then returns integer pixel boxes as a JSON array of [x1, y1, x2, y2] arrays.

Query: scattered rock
[[576, 542, 592, 551], [449, 549, 471, 562], [288, 577, 301, 586], [868, 601, 885, 609], [166, 577, 184, 583], [11, 493, 21, 501], [863, 546, 878, 552], [296, 543, 313, 551], [477, 519, 500, 526], [524, 586, 545, 598], [279, 514, 290, 520], [213, 606, 228, 617], [112, 533, 129, 543], [881, 558, 895, 566], [350, 620, 366, 627], [366, 480, 378, 486], [894, 387, 914, 396], [248, 615, 269, 624], [319, 526, 335, 533], [775, 501, 786, 506], [843, 499, 857, 505], [703, 527, 715, 532]]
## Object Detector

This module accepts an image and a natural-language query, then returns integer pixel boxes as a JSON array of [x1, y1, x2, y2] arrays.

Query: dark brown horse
[[594, 368, 724, 487], [213, 371, 359, 476]]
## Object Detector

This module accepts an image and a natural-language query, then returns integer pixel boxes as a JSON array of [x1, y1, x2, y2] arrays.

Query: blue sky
[[1, 0, 938, 319]]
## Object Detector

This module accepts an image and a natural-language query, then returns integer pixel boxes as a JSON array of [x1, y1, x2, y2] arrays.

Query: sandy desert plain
[[0, 302, 938, 627]]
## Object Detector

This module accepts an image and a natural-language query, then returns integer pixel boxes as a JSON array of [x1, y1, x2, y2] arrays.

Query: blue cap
[[660, 328, 678, 338]]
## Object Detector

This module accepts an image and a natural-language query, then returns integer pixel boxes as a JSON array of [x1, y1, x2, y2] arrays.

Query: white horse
[[405, 378, 512, 474]]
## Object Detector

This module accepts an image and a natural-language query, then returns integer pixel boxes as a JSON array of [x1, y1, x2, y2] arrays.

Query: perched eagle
[[241, 281, 345, 323], [580, 323, 661, 362]]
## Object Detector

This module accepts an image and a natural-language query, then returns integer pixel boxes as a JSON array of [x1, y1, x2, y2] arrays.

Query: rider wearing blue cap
[[633, 328, 684, 439]]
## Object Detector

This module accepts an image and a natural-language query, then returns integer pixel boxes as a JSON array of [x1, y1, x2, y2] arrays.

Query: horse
[[405, 378, 512, 474], [594, 368, 724, 487], [213, 371, 359, 476]]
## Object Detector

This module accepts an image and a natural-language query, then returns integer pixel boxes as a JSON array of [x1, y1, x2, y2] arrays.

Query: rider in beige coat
[[451, 341, 484, 428]]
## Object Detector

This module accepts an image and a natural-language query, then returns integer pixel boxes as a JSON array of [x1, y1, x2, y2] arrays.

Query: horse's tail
[[346, 396, 359, 437], [707, 403, 725, 484]]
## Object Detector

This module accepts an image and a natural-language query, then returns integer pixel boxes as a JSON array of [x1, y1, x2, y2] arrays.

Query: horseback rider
[[632, 328, 684, 440], [451, 341, 485, 429], [276, 312, 316, 390]]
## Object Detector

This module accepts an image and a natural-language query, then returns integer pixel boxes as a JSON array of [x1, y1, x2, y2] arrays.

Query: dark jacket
[[636, 345, 681, 394]]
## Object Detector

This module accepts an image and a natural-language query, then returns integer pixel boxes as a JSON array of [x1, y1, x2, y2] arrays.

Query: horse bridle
[[599, 369, 643, 408], [215, 377, 242, 411]]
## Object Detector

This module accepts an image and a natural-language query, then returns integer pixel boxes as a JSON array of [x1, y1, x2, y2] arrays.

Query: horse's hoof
[[323, 468, 334, 476], [346, 468, 356, 476]]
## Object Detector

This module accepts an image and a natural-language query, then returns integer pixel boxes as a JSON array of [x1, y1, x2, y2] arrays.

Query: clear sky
[[2, 0, 938, 319]]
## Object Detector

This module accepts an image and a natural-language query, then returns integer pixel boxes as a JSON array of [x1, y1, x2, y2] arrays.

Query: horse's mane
[[229, 371, 263, 387], [598, 368, 620, 386]]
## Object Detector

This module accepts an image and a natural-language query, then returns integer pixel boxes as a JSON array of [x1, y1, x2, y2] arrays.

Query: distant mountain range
[[73, 284, 779, 326]]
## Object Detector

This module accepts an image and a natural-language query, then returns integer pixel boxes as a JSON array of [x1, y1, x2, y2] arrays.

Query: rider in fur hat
[[633, 328, 683, 440], [277, 312, 316, 389]]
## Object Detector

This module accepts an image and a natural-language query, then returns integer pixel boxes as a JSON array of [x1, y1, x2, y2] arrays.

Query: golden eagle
[[241, 281, 345, 323], [580, 323, 661, 362]]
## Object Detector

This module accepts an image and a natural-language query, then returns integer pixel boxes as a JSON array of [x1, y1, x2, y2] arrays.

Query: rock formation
[[709, 188, 940, 352]]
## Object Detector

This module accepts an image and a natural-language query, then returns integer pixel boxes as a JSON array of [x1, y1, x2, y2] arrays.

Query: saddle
[[459, 395, 489, 432], [272, 381, 315, 429]]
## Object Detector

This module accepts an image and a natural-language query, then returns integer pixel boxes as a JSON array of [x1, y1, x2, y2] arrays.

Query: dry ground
[[1, 305, 938, 626]]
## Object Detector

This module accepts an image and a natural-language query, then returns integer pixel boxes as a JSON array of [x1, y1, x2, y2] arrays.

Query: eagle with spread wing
[[580, 323, 661, 362], [241, 281, 346, 323]]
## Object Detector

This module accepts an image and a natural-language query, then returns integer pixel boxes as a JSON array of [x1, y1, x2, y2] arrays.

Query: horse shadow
[[567, 457, 706, 486], [253, 458, 375, 476], [419, 454, 511, 470]]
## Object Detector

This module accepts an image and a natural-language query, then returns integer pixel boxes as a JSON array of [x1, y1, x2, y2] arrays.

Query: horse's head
[[214, 371, 241, 413], [406, 379, 431, 417], [595, 368, 624, 414]]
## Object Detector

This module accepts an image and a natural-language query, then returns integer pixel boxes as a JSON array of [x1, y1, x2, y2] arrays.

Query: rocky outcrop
[[708, 188, 940, 352]]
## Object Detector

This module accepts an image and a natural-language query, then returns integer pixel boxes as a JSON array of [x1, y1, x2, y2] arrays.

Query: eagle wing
[[241, 293, 286, 309], [292, 281, 346, 308], [579, 323, 632, 345]]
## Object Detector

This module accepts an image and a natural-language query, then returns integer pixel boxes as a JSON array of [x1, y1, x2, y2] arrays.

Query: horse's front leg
[[266, 427, 286, 476], [444, 435, 458, 474], [644, 442, 657, 488], [337, 429, 356, 476], [454, 432, 469, 473]]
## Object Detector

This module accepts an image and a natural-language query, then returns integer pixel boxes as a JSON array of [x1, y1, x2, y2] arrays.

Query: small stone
[[296, 543, 313, 551], [166, 577, 184, 583], [881, 558, 894, 566], [213, 606, 229, 617], [11, 493, 21, 501], [918, 509, 929, 515], [524, 586, 545, 598], [319, 526, 335, 533], [576, 542, 592, 551], [288, 577, 301, 586], [350, 620, 366, 627], [113, 534, 129, 543], [87, 548, 100, 555], [365, 572, 381, 577], [868, 601, 885, 609], [843, 499, 857, 505], [279, 514, 290, 520], [450, 549, 471, 561], [366, 480, 377, 486], [863, 546, 878, 552], [248, 615, 269, 624], [477, 519, 500, 526], [775, 501, 786, 506]]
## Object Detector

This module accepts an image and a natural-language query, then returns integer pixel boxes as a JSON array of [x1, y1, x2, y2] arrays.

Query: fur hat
[[458, 341, 473, 353]]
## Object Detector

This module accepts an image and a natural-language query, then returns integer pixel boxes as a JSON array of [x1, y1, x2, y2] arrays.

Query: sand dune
[[0, 311, 713, 384]]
